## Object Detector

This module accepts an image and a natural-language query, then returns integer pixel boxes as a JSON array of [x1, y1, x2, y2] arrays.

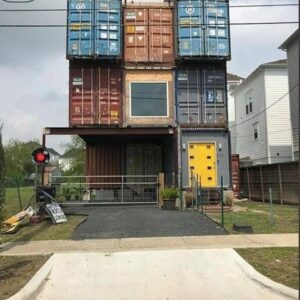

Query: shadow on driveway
[[65, 205, 227, 240]]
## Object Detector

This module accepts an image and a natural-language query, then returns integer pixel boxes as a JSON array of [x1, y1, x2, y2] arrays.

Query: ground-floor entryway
[[65, 205, 226, 240]]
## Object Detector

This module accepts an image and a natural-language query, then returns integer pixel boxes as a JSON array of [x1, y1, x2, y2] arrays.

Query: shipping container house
[[123, 5, 175, 67], [180, 129, 230, 188], [176, 66, 227, 126], [176, 0, 230, 59], [67, 0, 122, 59], [124, 70, 175, 127], [69, 61, 122, 126]]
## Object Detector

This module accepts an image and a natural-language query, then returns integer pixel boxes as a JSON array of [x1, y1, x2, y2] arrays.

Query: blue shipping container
[[67, 0, 93, 57], [94, 0, 122, 57], [203, 0, 230, 57], [176, 0, 230, 58], [67, 0, 122, 59], [177, 0, 204, 56]]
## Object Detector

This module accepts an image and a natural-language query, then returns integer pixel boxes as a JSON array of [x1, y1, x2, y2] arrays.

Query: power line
[[229, 84, 299, 130], [0, 22, 298, 28], [231, 127, 299, 139], [0, 3, 298, 12]]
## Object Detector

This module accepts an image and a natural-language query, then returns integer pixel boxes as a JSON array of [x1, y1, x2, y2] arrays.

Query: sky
[[0, 0, 298, 154]]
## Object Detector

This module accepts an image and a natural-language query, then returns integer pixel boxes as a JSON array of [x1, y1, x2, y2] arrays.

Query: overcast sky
[[0, 0, 298, 154]]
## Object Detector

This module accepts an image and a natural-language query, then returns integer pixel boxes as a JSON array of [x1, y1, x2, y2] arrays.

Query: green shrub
[[160, 187, 179, 199]]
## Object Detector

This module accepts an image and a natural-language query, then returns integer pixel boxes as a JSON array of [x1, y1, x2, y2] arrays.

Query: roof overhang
[[44, 127, 175, 136], [279, 29, 299, 50]]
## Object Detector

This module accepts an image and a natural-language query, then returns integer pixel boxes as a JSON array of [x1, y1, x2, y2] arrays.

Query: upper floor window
[[130, 82, 168, 117], [253, 122, 259, 140], [245, 89, 253, 115]]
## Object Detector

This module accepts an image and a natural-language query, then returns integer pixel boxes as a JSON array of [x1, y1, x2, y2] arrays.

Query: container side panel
[[67, 0, 93, 58], [70, 62, 122, 126], [177, 0, 204, 56], [203, 0, 230, 57], [94, 0, 122, 57], [176, 67, 227, 126], [124, 7, 174, 64]]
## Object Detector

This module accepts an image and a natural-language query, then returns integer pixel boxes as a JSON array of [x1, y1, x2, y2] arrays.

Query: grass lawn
[[208, 201, 298, 234], [236, 247, 299, 290], [1, 187, 86, 244], [0, 255, 50, 300]]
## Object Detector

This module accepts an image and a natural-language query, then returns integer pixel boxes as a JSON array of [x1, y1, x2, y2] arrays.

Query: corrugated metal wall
[[176, 67, 227, 126], [67, 0, 122, 58], [177, 0, 230, 58], [123, 5, 174, 66], [69, 61, 122, 126]]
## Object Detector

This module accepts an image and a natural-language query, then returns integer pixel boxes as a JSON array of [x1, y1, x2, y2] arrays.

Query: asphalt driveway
[[65, 205, 227, 240]]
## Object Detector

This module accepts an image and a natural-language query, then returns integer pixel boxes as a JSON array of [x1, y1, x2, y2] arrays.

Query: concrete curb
[[232, 249, 299, 299], [7, 257, 53, 300]]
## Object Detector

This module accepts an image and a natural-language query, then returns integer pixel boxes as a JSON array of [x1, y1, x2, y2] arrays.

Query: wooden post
[[278, 164, 283, 205], [246, 168, 251, 201], [158, 173, 165, 209], [259, 166, 265, 203]]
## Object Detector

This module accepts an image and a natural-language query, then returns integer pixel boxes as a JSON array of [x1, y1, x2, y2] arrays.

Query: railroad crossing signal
[[32, 148, 50, 165]]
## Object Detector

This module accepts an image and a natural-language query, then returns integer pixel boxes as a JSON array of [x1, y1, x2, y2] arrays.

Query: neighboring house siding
[[287, 39, 299, 160], [264, 68, 293, 163], [235, 71, 268, 165]]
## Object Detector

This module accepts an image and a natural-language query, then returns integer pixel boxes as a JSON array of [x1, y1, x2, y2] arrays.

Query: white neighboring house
[[279, 30, 299, 161], [58, 150, 74, 172], [47, 148, 61, 165], [232, 60, 293, 166], [227, 73, 244, 154]]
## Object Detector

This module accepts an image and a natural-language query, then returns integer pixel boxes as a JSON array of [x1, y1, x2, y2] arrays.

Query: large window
[[130, 82, 168, 117]]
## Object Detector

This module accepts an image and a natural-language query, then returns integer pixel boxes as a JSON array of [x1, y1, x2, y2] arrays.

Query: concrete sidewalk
[[0, 233, 298, 256]]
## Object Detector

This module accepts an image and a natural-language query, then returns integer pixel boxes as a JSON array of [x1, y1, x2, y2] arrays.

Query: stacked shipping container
[[65, 0, 231, 195]]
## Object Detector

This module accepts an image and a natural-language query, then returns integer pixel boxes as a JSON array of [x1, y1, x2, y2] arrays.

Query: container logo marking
[[186, 5, 195, 15], [76, 3, 86, 11]]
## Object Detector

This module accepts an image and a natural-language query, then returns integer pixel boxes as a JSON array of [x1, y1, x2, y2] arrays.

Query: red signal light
[[32, 148, 50, 165]]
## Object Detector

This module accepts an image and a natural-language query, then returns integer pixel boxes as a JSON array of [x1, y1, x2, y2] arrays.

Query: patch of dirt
[[0, 255, 49, 300], [232, 205, 248, 212]]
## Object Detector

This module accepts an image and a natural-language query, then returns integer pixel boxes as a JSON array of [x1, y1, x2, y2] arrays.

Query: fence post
[[221, 176, 224, 228], [259, 166, 265, 203], [278, 164, 283, 205], [121, 175, 124, 204], [158, 173, 165, 209], [196, 174, 199, 211], [246, 167, 251, 201], [269, 188, 275, 225], [16, 181, 22, 211]]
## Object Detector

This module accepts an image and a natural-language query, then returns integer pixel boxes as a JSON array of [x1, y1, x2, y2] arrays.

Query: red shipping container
[[124, 5, 174, 65], [69, 62, 122, 127]]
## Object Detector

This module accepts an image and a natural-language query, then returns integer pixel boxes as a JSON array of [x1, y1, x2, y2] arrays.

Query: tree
[[0, 124, 5, 221], [4, 139, 40, 183], [61, 136, 85, 176]]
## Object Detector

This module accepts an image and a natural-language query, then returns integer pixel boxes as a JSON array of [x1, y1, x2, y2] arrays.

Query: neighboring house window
[[130, 82, 168, 117], [253, 122, 259, 140], [245, 89, 253, 115]]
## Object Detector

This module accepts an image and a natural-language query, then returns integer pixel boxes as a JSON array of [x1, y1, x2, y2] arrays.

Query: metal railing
[[50, 175, 159, 205], [190, 174, 225, 229]]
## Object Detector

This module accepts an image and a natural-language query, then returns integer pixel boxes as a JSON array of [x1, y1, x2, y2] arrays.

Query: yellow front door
[[188, 143, 217, 188]]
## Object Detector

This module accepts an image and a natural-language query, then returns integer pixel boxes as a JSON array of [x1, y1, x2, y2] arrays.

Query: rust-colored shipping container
[[124, 70, 175, 126], [123, 5, 174, 66], [69, 62, 122, 127], [231, 154, 241, 198], [85, 143, 124, 187]]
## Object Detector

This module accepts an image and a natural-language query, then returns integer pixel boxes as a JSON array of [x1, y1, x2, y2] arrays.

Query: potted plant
[[160, 187, 179, 210], [73, 185, 85, 201], [62, 185, 72, 202]]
